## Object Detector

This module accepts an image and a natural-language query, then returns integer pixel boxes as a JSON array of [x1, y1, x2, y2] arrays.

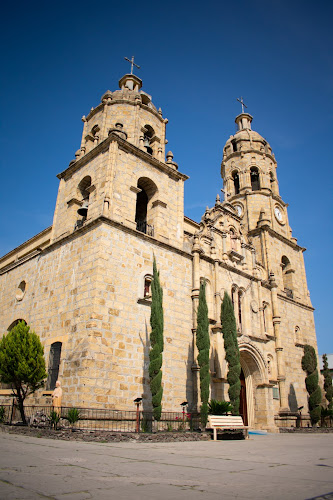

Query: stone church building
[[0, 72, 319, 430]]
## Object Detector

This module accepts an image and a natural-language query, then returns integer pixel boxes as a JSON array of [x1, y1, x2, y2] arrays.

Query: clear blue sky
[[1, 0, 332, 354]]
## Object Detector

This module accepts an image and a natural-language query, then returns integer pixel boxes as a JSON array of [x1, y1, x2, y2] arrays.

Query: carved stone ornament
[[250, 300, 258, 313]]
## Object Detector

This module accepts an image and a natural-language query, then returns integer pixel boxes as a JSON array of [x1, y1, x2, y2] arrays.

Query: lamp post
[[298, 406, 304, 428], [180, 401, 188, 425], [134, 398, 142, 433]]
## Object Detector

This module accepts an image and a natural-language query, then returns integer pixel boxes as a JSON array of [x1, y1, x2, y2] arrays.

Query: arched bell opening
[[281, 255, 294, 298], [143, 125, 155, 155], [135, 177, 157, 236], [250, 167, 260, 191], [77, 176, 92, 218], [232, 170, 240, 195]]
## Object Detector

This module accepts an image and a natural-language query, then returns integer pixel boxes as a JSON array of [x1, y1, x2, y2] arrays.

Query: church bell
[[77, 200, 89, 217]]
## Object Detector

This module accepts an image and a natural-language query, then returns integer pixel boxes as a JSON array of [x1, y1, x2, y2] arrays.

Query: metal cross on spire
[[124, 56, 140, 74], [237, 96, 248, 113]]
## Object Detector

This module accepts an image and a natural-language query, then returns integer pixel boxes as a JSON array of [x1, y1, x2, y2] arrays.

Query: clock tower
[[221, 111, 311, 307], [221, 111, 315, 416]]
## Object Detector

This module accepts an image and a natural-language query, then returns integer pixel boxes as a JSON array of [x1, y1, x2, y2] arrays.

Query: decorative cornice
[[57, 133, 189, 182], [248, 225, 305, 252], [277, 292, 314, 311], [0, 226, 52, 270], [40, 215, 193, 261]]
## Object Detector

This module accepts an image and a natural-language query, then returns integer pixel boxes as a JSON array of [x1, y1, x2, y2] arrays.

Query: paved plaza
[[0, 431, 333, 499]]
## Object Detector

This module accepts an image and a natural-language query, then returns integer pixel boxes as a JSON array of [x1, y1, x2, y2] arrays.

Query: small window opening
[[46, 342, 62, 391], [232, 171, 240, 195], [144, 275, 153, 298], [231, 140, 237, 152], [16, 281, 26, 301], [250, 167, 260, 191], [267, 358, 271, 375]]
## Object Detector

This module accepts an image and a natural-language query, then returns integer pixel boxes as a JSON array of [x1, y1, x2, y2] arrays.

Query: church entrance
[[239, 344, 269, 429], [239, 369, 248, 425]]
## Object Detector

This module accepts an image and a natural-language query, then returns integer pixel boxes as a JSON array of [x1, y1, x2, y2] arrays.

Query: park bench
[[207, 415, 249, 440]]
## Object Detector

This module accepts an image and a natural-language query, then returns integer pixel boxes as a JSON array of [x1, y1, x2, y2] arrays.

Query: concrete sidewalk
[[0, 432, 333, 499]]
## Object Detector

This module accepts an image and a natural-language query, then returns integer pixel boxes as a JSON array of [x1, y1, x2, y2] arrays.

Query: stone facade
[[0, 74, 319, 430]]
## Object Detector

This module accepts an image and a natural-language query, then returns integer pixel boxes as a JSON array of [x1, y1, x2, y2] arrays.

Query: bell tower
[[50, 72, 188, 248], [221, 111, 312, 306]]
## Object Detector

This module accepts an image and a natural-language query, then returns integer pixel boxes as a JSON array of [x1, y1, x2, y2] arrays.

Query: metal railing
[[136, 220, 154, 237], [0, 404, 201, 432]]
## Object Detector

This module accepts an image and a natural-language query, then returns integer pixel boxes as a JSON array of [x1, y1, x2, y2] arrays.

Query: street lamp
[[180, 401, 188, 424], [134, 398, 142, 433]]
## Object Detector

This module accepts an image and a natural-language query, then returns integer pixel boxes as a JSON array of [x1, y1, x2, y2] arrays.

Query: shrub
[[302, 345, 321, 425], [0, 321, 47, 425], [66, 408, 81, 429], [221, 292, 241, 415], [49, 410, 60, 430], [208, 399, 233, 415], [0, 406, 5, 423], [149, 257, 164, 421], [196, 280, 210, 427], [322, 354, 333, 410]]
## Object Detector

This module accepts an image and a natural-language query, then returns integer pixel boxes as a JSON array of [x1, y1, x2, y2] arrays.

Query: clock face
[[274, 206, 283, 222], [234, 204, 243, 217]]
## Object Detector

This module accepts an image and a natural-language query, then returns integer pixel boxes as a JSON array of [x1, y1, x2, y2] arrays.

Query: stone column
[[222, 232, 228, 261], [191, 234, 201, 410], [269, 272, 288, 411]]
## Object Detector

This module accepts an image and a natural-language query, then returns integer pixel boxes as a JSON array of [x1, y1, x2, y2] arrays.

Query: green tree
[[0, 321, 47, 425], [149, 257, 164, 421], [196, 280, 210, 426], [322, 354, 333, 410], [302, 345, 321, 425], [221, 292, 241, 415]]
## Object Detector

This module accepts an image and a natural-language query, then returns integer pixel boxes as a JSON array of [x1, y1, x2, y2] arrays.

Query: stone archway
[[239, 342, 269, 429]]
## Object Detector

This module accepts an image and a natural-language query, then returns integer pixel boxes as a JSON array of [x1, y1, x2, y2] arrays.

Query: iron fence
[[0, 403, 201, 432]]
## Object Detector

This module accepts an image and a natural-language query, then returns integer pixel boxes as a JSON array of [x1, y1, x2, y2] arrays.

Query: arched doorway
[[239, 343, 268, 429], [239, 369, 248, 425]]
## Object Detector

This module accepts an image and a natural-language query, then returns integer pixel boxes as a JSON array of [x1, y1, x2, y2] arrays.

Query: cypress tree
[[149, 257, 164, 421], [302, 345, 321, 425], [322, 354, 333, 410], [0, 321, 47, 425], [221, 292, 241, 415], [196, 280, 210, 426]]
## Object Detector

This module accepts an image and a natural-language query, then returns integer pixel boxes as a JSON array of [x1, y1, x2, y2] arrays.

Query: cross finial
[[237, 96, 247, 114], [124, 56, 140, 75]]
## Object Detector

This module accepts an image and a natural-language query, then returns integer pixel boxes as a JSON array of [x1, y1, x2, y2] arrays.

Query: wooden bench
[[207, 415, 249, 440]]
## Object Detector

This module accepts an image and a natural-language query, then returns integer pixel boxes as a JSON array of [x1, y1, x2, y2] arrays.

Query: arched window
[[135, 177, 157, 236], [46, 342, 62, 391], [143, 125, 155, 155], [281, 256, 293, 298], [238, 290, 243, 329], [7, 319, 26, 331], [144, 274, 153, 298], [232, 171, 240, 195], [250, 167, 260, 191]]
